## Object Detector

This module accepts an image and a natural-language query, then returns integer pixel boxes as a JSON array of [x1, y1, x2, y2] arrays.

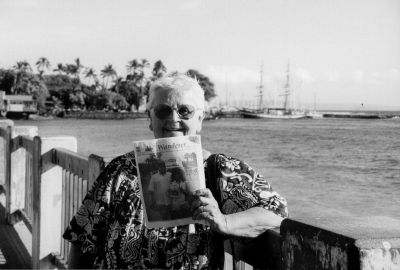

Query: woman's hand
[[191, 188, 228, 234]]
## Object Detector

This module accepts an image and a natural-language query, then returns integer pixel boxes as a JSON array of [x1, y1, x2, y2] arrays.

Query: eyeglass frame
[[149, 103, 204, 120]]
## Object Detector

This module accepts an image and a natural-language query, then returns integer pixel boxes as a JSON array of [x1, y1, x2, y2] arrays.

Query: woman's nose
[[169, 109, 181, 121]]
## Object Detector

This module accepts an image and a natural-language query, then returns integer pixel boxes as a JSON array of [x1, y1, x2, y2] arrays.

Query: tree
[[83, 67, 97, 86], [13, 72, 49, 113], [72, 58, 83, 79], [36, 57, 51, 78], [112, 80, 142, 111], [127, 58, 149, 76], [13, 61, 32, 73], [53, 63, 67, 75], [0, 69, 16, 94], [152, 60, 167, 79], [100, 64, 117, 90], [107, 91, 128, 111], [126, 59, 139, 76], [187, 69, 216, 101], [44, 74, 84, 111]]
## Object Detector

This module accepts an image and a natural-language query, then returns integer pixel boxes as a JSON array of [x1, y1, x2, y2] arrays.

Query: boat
[[239, 63, 307, 119], [241, 107, 307, 119]]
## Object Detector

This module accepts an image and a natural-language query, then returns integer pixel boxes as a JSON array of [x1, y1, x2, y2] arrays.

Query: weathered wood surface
[[0, 203, 31, 269]]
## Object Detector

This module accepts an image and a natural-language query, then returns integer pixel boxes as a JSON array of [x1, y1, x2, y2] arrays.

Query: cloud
[[180, 0, 202, 10], [325, 71, 341, 82], [1, 0, 41, 9], [293, 68, 315, 83], [204, 65, 270, 85], [353, 70, 364, 82], [372, 68, 400, 82], [353, 69, 400, 84], [271, 67, 315, 83]]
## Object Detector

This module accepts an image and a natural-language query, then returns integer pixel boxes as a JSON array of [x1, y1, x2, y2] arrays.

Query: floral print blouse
[[63, 152, 288, 269]]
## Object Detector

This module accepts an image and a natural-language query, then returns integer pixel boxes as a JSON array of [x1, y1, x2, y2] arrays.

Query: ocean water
[[15, 117, 400, 219]]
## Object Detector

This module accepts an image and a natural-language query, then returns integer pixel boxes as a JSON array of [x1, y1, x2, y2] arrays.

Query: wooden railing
[[0, 125, 105, 269], [45, 149, 104, 268], [0, 124, 279, 270]]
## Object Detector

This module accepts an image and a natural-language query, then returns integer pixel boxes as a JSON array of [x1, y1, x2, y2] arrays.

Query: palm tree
[[65, 58, 83, 79], [100, 64, 117, 90], [13, 60, 32, 73], [13, 61, 32, 93], [112, 76, 124, 93], [140, 58, 150, 69], [74, 58, 83, 78], [53, 63, 66, 75], [127, 58, 149, 81], [152, 60, 167, 79], [83, 67, 97, 86], [126, 59, 139, 76], [35, 57, 51, 78]]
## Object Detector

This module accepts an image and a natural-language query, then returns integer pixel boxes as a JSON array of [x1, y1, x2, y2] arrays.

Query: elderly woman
[[64, 73, 288, 269]]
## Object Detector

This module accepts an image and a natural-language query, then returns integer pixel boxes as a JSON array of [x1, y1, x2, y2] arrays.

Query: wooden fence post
[[88, 154, 105, 191], [31, 136, 42, 269], [10, 126, 38, 223], [4, 126, 11, 220]]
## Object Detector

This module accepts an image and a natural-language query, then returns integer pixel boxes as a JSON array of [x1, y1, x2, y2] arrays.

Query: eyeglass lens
[[154, 104, 195, 120]]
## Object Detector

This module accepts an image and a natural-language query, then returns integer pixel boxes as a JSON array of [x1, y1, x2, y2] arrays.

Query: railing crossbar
[[51, 148, 89, 179], [11, 136, 35, 153]]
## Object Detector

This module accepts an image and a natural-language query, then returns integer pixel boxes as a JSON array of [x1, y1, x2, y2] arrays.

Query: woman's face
[[149, 88, 204, 138]]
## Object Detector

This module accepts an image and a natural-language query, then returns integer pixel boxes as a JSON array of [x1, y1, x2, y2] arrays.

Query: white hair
[[146, 72, 205, 111]]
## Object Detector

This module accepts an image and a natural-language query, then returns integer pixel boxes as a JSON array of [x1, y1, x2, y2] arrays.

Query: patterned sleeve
[[207, 154, 288, 218], [62, 156, 125, 255]]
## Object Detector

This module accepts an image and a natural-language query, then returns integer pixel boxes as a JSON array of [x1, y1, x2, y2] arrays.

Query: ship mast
[[283, 62, 290, 111], [258, 64, 264, 110]]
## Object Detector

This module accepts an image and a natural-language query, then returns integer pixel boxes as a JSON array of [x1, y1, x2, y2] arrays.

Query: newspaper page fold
[[133, 135, 205, 228]]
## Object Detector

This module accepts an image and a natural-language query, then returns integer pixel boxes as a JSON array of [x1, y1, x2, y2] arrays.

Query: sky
[[1, 0, 399, 110]]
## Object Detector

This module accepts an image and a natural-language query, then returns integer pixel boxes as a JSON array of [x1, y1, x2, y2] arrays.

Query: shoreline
[[4, 109, 400, 121]]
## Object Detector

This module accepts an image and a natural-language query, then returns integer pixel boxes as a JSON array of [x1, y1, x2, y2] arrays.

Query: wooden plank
[[0, 203, 31, 269], [77, 177, 83, 211], [41, 149, 56, 174], [20, 209, 33, 232], [63, 170, 70, 261], [61, 169, 66, 261], [53, 148, 89, 179], [73, 175, 79, 220], [25, 150, 32, 219], [68, 172, 74, 260], [10, 136, 35, 153], [6, 209, 32, 232], [3, 126, 11, 221], [0, 127, 9, 138], [88, 154, 105, 190], [31, 136, 41, 269], [82, 179, 88, 199], [24, 150, 29, 217]]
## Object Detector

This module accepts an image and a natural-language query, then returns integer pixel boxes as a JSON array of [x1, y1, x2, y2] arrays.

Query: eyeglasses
[[153, 104, 198, 120]]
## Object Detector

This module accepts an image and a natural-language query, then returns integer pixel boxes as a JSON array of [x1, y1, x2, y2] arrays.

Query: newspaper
[[133, 135, 205, 228]]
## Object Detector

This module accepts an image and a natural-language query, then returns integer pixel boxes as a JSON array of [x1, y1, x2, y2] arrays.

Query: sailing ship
[[239, 63, 307, 119]]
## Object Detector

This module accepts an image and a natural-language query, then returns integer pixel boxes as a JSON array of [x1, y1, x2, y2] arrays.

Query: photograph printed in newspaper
[[133, 135, 205, 228]]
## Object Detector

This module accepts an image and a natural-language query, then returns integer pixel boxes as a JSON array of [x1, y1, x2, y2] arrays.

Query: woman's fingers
[[190, 188, 217, 210], [193, 188, 213, 198], [190, 196, 213, 211], [192, 203, 226, 233], [190, 188, 227, 233]]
